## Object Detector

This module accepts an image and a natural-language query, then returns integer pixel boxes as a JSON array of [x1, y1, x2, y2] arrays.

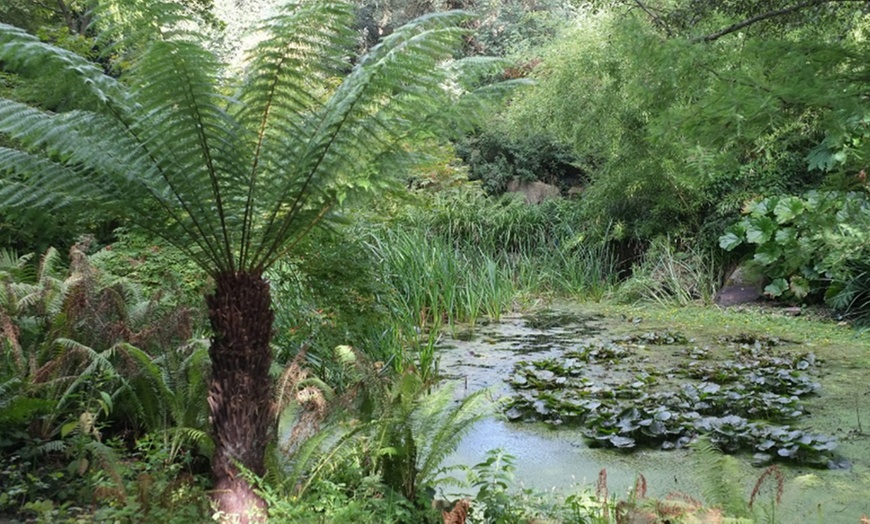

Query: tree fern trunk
[[206, 272, 274, 523]]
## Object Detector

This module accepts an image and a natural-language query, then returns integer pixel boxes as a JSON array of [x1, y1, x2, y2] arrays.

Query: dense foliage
[[3, 0, 870, 522]]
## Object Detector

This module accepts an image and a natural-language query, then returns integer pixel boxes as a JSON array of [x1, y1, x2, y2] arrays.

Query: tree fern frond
[[0, 23, 129, 109], [250, 11, 476, 268], [124, 38, 245, 271], [2, 4, 511, 277], [234, 0, 357, 267], [0, 101, 216, 269]]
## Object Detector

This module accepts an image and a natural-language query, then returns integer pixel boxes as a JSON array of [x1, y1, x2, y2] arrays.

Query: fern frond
[[32, 438, 67, 455], [2, 2, 513, 279], [691, 436, 751, 518], [413, 385, 492, 488], [52, 338, 128, 414], [163, 426, 215, 459], [0, 22, 129, 109], [85, 439, 125, 488], [233, 0, 357, 266], [249, 10, 483, 269], [0, 377, 22, 409], [297, 421, 372, 496]]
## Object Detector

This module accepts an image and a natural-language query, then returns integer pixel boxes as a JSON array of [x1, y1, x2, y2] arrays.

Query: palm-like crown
[[0, 1, 507, 274]]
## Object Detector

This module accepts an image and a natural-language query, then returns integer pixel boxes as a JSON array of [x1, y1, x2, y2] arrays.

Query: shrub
[[720, 190, 870, 318], [455, 128, 585, 195]]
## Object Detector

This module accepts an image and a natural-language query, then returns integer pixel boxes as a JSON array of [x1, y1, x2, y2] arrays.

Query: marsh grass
[[614, 236, 723, 306], [359, 191, 621, 379], [367, 229, 511, 323]]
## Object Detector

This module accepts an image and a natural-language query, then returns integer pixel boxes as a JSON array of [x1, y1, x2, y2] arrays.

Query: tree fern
[[1, 1, 513, 519]]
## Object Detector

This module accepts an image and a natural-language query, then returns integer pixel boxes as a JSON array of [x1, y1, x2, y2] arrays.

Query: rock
[[567, 185, 584, 198], [782, 306, 802, 316], [715, 264, 764, 307], [505, 179, 561, 204]]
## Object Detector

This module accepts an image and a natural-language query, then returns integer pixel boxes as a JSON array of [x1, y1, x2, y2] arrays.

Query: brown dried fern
[[442, 499, 470, 524], [748, 464, 784, 509]]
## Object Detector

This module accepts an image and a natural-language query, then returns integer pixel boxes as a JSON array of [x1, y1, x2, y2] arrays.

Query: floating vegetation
[[566, 341, 634, 362], [717, 333, 789, 348], [504, 335, 839, 467], [620, 330, 690, 345], [521, 309, 603, 331]]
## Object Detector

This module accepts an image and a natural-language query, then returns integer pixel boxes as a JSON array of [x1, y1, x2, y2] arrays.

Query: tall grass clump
[[614, 236, 724, 306], [365, 227, 514, 380], [268, 188, 618, 384], [417, 189, 585, 254], [393, 188, 619, 301]]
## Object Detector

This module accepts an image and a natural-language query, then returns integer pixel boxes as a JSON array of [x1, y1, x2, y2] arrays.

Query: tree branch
[[32, 1, 61, 14], [695, 0, 867, 42], [633, 0, 673, 36]]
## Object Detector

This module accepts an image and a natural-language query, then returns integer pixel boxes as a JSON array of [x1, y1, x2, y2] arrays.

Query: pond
[[437, 303, 870, 521]]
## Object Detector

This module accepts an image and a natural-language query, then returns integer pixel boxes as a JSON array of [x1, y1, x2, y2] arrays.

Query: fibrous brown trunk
[[206, 272, 274, 523]]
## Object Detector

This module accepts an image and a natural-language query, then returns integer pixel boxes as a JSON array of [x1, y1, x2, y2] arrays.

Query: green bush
[[91, 229, 208, 308], [0, 244, 212, 521], [720, 190, 870, 320], [455, 129, 584, 195]]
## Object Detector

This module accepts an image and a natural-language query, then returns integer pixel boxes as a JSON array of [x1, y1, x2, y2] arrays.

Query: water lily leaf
[[700, 382, 720, 395], [537, 370, 555, 381], [654, 410, 672, 422], [827, 458, 850, 469], [533, 400, 550, 416], [646, 420, 665, 436], [757, 439, 776, 451], [720, 415, 746, 427], [694, 418, 714, 432], [584, 399, 602, 411], [511, 375, 528, 387], [752, 453, 773, 465], [609, 435, 636, 448], [505, 407, 523, 421], [814, 439, 837, 452], [777, 446, 797, 458]]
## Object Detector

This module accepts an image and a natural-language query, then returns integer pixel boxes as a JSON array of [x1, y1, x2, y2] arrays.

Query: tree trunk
[[206, 272, 274, 523]]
